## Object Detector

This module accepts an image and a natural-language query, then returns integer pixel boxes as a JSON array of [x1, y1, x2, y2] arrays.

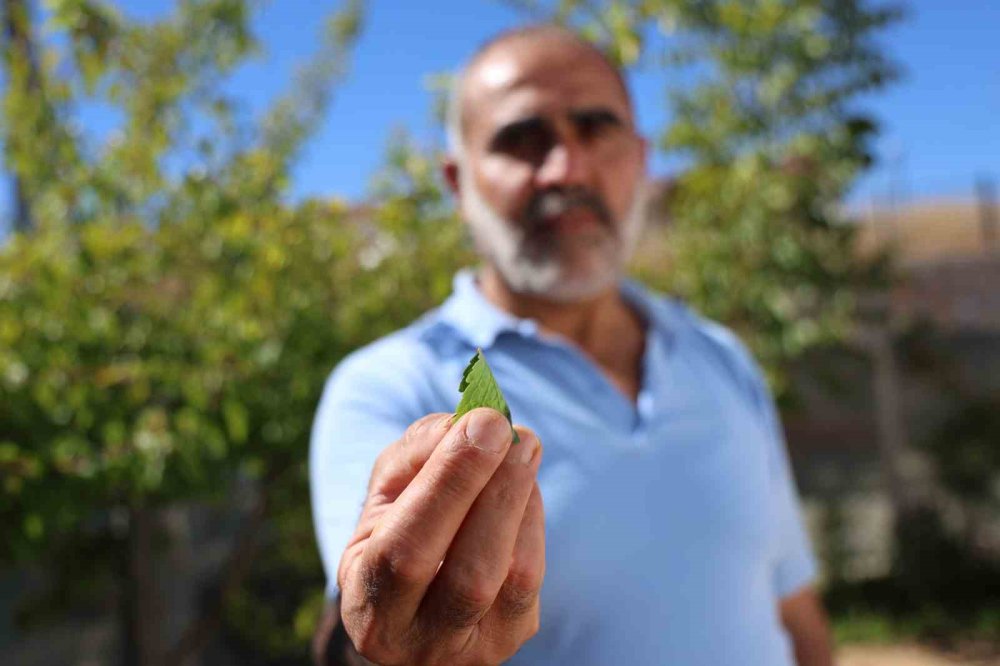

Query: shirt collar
[[436, 269, 538, 348], [435, 268, 679, 350]]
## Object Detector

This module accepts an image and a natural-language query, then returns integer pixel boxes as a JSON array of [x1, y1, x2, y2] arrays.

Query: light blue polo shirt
[[310, 269, 817, 665]]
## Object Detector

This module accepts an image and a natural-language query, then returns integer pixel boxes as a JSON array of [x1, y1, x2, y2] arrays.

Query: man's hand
[[336, 408, 545, 666]]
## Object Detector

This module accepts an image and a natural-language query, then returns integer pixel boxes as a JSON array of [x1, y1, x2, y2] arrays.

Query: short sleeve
[[751, 375, 819, 599], [308, 341, 433, 600], [679, 310, 819, 599]]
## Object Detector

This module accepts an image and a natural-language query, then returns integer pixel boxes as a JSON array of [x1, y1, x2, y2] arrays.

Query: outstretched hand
[[337, 408, 545, 665]]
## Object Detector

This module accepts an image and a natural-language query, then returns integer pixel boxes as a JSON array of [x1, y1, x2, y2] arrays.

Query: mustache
[[523, 187, 613, 230]]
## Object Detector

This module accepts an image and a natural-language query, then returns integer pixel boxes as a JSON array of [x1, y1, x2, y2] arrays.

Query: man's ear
[[442, 157, 461, 197]]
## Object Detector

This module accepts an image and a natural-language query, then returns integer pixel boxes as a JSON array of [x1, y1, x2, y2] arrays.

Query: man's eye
[[494, 123, 553, 161], [575, 112, 620, 139]]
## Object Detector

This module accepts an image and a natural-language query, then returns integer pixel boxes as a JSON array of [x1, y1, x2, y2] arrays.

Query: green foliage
[[900, 328, 1000, 507], [0, 2, 409, 662], [3, 6, 468, 649], [515, 0, 899, 395], [0, 2, 473, 653], [1, 0, 364, 555], [826, 572, 1000, 649], [349, 130, 473, 342], [891, 326, 1000, 596], [831, 610, 898, 644], [455, 349, 520, 444], [223, 472, 329, 662], [4, 0, 363, 232], [0, 200, 358, 556], [926, 399, 1000, 502]]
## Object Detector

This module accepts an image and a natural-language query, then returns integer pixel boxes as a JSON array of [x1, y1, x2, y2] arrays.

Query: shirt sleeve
[[308, 342, 433, 601], [681, 310, 820, 600], [751, 373, 819, 599]]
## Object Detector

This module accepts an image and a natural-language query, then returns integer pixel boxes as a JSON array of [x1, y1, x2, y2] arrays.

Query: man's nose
[[535, 138, 593, 189]]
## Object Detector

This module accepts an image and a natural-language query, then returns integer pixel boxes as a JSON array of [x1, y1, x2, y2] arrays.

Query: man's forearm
[[780, 586, 834, 666], [790, 630, 835, 666]]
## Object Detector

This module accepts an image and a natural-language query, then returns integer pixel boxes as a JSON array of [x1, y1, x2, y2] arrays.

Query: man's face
[[448, 35, 649, 302]]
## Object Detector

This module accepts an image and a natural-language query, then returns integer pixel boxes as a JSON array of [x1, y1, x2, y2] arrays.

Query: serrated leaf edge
[[453, 348, 520, 444]]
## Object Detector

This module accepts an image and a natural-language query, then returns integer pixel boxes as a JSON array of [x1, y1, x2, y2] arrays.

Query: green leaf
[[453, 348, 520, 444], [222, 398, 249, 445]]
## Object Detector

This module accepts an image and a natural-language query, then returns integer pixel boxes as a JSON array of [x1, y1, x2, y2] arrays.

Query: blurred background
[[0, 1, 997, 664]]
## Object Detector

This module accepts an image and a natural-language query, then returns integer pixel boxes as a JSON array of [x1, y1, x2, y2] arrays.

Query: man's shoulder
[[324, 307, 467, 399], [640, 285, 767, 396]]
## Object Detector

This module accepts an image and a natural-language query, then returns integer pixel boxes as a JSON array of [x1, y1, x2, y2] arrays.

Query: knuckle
[[479, 607, 539, 665], [340, 605, 380, 652], [438, 577, 498, 629], [343, 590, 422, 665], [363, 534, 431, 602], [350, 621, 402, 666], [495, 572, 540, 622], [505, 560, 544, 597]]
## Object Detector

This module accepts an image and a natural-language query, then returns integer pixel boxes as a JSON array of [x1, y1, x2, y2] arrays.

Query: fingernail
[[514, 429, 538, 464], [465, 410, 510, 454]]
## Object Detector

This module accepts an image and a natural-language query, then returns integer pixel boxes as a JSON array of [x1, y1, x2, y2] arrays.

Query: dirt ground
[[839, 645, 1000, 666]]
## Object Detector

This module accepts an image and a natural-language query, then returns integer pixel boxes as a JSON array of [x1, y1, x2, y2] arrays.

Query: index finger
[[340, 412, 454, 579], [352, 408, 515, 621], [367, 412, 454, 505]]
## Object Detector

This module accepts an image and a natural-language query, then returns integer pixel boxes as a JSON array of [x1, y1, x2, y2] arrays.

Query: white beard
[[460, 169, 649, 303]]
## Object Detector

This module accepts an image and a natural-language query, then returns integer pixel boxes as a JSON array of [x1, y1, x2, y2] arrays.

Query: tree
[[0, 1, 367, 664], [2, 0, 45, 231]]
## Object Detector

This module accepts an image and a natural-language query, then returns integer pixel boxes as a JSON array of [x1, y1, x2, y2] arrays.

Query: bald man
[[310, 25, 834, 666]]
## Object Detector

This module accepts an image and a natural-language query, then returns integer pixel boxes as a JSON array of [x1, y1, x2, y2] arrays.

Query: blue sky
[[4, 0, 999, 228]]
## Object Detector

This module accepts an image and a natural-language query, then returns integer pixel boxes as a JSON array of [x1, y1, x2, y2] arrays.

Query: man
[[310, 24, 834, 665]]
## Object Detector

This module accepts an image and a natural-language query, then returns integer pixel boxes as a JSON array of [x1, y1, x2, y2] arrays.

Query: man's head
[[443, 25, 649, 302]]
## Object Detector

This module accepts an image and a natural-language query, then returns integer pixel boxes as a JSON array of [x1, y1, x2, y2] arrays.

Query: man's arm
[[731, 341, 832, 666], [780, 585, 834, 666], [318, 410, 544, 665]]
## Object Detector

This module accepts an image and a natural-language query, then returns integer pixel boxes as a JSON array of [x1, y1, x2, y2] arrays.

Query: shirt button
[[516, 320, 538, 337]]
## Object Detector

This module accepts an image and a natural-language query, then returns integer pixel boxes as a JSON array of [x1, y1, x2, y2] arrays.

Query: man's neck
[[476, 265, 624, 344], [477, 265, 646, 401]]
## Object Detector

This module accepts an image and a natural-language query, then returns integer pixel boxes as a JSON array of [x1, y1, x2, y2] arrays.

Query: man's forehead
[[462, 40, 632, 132], [475, 55, 520, 92]]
